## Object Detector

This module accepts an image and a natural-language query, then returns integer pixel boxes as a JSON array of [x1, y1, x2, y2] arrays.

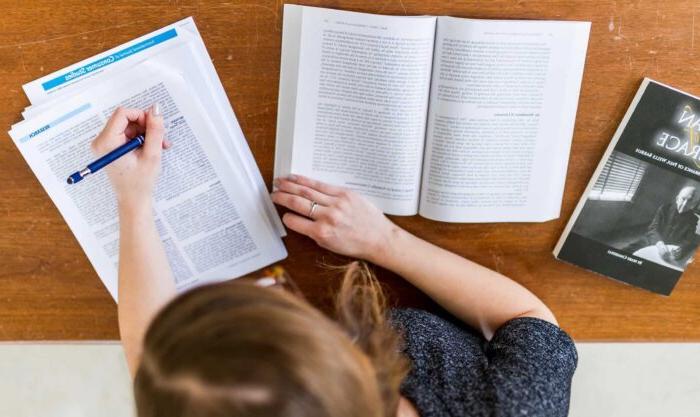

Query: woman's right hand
[[271, 175, 399, 263], [90, 104, 170, 210]]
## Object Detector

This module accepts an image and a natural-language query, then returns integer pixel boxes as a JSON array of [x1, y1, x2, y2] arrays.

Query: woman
[[95, 106, 577, 417]]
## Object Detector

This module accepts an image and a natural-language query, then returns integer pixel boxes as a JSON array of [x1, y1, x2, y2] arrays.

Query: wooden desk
[[1, 0, 699, 341]]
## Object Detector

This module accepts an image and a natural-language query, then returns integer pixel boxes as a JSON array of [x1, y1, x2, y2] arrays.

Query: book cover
[[554, 78, 700, 295]]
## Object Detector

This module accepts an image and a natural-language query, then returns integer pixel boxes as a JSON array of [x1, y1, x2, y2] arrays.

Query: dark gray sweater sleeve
[[485, 317, 578, 417]]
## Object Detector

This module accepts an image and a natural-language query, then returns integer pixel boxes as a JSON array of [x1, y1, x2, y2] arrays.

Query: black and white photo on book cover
[[556, 79, 700, 295]]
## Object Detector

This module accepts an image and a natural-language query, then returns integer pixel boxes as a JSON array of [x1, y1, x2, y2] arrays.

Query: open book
[[275, 5, 590, 222]]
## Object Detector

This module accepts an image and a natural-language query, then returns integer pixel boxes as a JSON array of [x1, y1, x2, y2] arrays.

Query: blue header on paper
[[19, 103, 92, 143], [41, 28, 178, 91]]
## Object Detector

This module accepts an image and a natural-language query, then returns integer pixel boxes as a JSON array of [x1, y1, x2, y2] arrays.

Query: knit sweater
[[391, 308, 577, 417]]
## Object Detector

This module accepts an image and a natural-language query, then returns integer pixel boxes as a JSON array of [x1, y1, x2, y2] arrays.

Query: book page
[[275, 5, 436, 215], [419, 17, 590, 222], [9, 68, 286, 301]]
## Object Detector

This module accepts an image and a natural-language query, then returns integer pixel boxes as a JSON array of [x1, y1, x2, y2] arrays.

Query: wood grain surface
[[1, 0, 699, 341]]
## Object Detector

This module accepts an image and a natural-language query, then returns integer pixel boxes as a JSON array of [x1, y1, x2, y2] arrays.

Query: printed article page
[[419, 16, 590, 222], [10, 69, 286, 301], [22, 18, 285, 236], [280, 5, 437, 215]]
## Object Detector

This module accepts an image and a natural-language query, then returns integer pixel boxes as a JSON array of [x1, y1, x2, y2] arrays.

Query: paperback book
[[555, 78, 700, 295]]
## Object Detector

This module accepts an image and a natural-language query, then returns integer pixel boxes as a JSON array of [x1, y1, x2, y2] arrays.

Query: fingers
[[104, 107, 146, 136], [282, 213, 316, 236], [143, 103, 165, 159], [274, 177, 335, 206], [124, 122, 145, 140], [92, 104, 168, 159], [92, 107, 146, 155], [288, 174, 344, 196], [272, 191, 326, 218]]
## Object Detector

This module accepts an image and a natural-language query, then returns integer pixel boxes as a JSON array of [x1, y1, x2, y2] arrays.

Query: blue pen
[[66, 135, 145, 184]]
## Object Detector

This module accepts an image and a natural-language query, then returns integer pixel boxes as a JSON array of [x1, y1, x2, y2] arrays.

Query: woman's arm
[[271, 175, 556, 339], [117, 197, 175, 375], [91, 105, 175, 375], [374, 226, 557, 338]]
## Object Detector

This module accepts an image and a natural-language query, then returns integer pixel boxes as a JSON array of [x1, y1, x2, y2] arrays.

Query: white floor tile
[[570, 343, 700, 417], [0, 343, 133, 417]]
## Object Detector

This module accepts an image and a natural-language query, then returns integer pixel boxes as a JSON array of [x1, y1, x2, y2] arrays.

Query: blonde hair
[[134, 262, 409, 417]]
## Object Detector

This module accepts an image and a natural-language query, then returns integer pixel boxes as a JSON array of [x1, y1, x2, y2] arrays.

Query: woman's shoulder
[[389, 307, 485, 356], [390, 308, 578, 417], [390, 307, 476, 334], [389, 308, 488, 416], [484, 317, 578, 416], [390, 308, 486, 357], [390, 307, 577, 368], [487, 316, 578, 365]]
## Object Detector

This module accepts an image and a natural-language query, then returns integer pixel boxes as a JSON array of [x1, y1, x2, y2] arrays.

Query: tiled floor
[[570, 343, 700, 417], [0, 343, 698, 416], [0, 344, 133, 417]]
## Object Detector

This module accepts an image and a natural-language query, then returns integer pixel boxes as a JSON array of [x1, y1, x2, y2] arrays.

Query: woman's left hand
[[271, 175, 398, 262]]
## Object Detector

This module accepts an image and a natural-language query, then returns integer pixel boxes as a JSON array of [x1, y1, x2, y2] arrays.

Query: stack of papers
[[9, 18, 287, 301]]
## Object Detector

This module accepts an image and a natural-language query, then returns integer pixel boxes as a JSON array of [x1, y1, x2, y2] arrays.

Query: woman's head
[[134, 262, 409, 417]]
